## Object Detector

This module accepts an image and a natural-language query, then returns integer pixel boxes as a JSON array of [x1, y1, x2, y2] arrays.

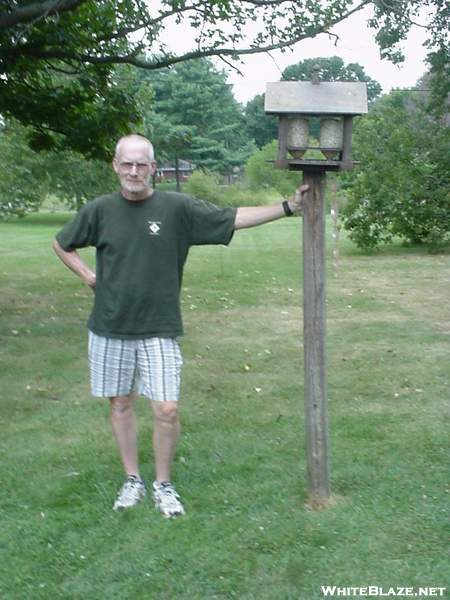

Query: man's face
[[113, 139, 156, 195]]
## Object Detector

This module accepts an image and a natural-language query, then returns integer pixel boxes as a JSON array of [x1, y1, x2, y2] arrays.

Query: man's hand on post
[[287, 184, 309, 215]]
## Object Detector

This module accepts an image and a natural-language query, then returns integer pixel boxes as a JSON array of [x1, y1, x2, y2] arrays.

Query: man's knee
[[110, 394, 135, 415], [152, 401, 179, 423]]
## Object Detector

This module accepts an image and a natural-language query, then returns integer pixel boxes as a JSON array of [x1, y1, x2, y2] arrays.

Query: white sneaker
[[113, 476, 146, 511], [152, 481, 185, 518]]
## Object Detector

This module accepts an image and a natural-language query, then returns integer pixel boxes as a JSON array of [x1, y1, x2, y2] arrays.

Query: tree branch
[[323, 31, 340, 46], [69, 4, 213, 47], [239, 0, 300, 5], [8, 0, 371, 70], [0, 0, 88, 29], [217, 55, 244, 76], [373, 0, 432, 30]]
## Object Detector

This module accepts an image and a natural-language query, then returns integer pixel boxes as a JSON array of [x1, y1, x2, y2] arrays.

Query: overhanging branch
[[0, 0, 88, 29], [7, 0, 371, 70]]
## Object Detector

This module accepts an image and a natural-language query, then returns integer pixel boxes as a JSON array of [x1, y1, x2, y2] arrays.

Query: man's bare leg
[[151, 400, 180, 483], [151, 400, 184, 517], [110, 394, 140, 478]]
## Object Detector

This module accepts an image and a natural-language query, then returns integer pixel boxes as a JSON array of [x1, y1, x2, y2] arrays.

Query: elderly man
[[53, 134, 307, 518]]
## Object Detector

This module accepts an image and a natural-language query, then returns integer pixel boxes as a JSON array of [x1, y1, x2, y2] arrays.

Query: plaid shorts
[[88, 331, 183, 402]]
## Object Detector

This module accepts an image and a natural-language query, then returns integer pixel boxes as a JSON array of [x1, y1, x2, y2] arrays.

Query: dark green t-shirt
[[56, 190, 236, 339]]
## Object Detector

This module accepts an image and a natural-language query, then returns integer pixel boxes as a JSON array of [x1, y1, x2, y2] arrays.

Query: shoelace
[[119, 478, 144, 498], [156, 483, 181, 501], [126, 476, 144, 487]]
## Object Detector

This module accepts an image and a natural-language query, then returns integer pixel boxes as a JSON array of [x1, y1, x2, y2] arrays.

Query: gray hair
[[115, 134, 155, 161]]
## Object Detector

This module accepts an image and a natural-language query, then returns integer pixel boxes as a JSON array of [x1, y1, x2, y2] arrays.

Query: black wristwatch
[[282, 200, 294, 216]]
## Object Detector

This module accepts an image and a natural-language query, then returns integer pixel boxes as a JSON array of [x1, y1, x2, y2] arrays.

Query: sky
[[222, 5, 429, 104], [157, 3, 429, 105]]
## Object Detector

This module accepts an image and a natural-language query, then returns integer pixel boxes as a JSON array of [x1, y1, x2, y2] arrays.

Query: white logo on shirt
[[148, 221, 161, 235]]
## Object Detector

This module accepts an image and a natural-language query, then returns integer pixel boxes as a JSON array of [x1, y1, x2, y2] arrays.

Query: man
[[53, 134, 308, 518]]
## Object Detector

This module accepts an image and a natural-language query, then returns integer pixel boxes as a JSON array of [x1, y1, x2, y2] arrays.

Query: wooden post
[[331, 178, 340, 277], [302, 170, 331, 507]]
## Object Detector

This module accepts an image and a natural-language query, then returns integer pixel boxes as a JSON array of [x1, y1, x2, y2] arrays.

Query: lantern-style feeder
[[265, 76, 367, 172]]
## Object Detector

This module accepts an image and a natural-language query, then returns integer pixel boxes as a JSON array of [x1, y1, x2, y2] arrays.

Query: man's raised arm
[[234, 184, 308, 230]]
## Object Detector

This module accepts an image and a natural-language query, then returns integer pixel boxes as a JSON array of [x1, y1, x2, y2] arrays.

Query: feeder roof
[[264, 81, 368, 116]]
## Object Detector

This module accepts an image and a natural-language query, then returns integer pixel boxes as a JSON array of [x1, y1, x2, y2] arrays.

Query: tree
[[1, 1, 445, 155], [0, 120, 49, 218], [341, 90, 450, 249], [282, 56, 382, 103], [244, 94, 278, 150], [0, 119, 118, 218], [0, 53, 141, 159], [143, 59, 254, 174], [153, 124, 194, 192], [44, 148, 118, 210], [368, 0, 449, 118], [245, 141, 299, 197]]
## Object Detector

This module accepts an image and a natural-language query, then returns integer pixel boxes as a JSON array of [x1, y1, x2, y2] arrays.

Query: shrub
[[184, 170, 226, 205], [245, 141, 301, 197], [0, 122, 47, 218], [342, 93, 450, 250], [184, 169, 283, 208]]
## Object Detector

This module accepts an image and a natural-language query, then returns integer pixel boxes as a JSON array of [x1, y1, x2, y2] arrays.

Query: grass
[[0, 212, 449, 599]]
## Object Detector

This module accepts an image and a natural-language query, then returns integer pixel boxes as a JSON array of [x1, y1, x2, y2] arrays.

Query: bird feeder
[[265, 75, 367, 171], [264, 73, 368, 509]]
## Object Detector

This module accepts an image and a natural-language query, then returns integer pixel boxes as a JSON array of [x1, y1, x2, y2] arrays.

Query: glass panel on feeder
[[287, 117, 309, 159], [320, 118, 343, 160]]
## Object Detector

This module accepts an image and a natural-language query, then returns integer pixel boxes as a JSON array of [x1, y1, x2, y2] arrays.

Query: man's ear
[[112, 158, 120, 175], [150, 160, 157, 175]]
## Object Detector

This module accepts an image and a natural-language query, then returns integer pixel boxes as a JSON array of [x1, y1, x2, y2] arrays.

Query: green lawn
[[0, 212, 449, 599]]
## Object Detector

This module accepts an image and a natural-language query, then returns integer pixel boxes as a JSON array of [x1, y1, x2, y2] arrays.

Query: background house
[[155, 160, 195, 184]]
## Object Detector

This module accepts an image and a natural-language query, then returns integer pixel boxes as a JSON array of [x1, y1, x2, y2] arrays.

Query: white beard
[[123, 181, 146, 192], [121, 177, 151, 194]]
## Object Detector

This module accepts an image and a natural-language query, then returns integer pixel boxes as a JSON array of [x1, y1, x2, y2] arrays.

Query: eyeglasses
[[117, 161, 152, 172]]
